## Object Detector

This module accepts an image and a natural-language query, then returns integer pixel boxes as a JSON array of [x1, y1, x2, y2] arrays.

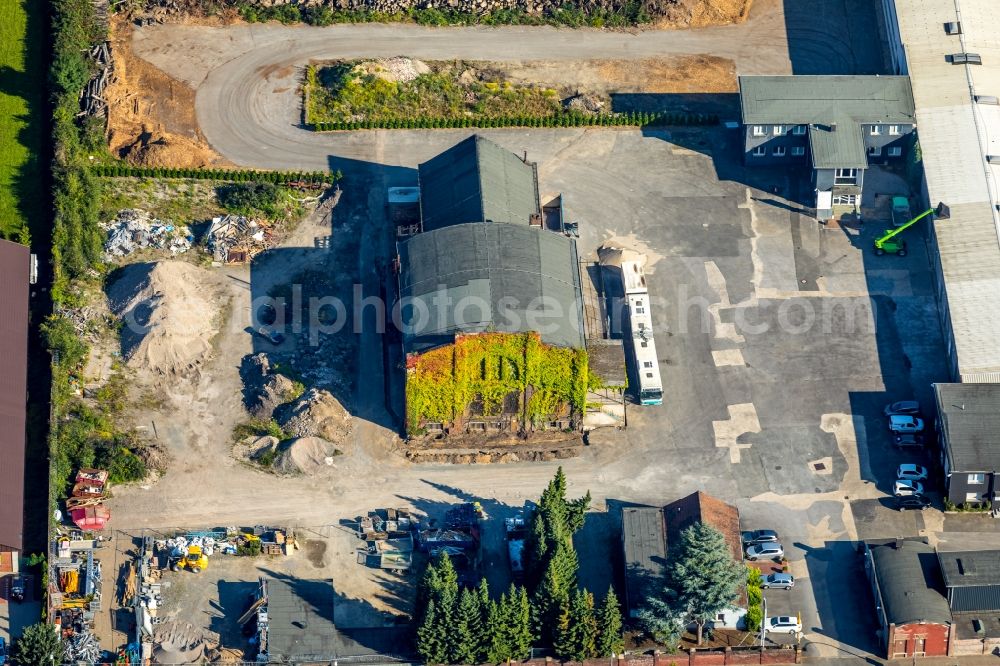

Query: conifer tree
[[552, 598, 574, 660], [452, 587, 483, 664], [511, 585, 534, 660], [416, 598, 448, 664], [596, 587, 625, 657], [569, 589, 598, 661], [486, 588, 513, 663]]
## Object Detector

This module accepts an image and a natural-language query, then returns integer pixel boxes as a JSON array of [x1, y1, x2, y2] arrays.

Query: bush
[[216, 181, 283, 216]]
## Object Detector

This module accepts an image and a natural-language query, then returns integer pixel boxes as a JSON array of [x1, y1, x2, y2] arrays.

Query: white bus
[[620, 258, 662, 406]]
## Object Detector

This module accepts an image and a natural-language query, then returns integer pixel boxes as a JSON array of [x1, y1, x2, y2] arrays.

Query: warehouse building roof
[[398, 222, 584, 354], [867, 539, 952, 627], [892, 0, 1000, 380], [418, 135, 540, 232], [934, 383, 1000, 471]]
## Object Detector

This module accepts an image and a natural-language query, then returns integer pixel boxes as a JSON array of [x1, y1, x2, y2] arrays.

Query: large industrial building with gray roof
[[395, 135, 604, 439]]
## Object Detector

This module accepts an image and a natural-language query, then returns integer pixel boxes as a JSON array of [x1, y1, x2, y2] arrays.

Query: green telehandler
[[873, 202, 950, 256]]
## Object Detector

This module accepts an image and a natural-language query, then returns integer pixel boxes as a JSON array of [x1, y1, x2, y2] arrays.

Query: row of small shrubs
[[236, 2, 652, 27], [89, 164, 339, 184], [311, 112, 720, 132]]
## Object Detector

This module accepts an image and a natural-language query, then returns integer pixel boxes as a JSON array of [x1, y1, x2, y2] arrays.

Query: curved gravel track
[[133, 2, 799, 170]]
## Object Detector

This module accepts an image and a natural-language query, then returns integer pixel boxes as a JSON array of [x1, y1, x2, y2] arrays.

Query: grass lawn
[[0, 0, 48, 241]]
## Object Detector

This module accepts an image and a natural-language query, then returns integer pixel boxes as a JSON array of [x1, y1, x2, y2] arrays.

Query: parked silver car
[[761, 573, 795, 590], [765, 616, 802, 634], [897, 464, 928, 481], [894, 480, 925, 497], [746, 543, 784, 561]]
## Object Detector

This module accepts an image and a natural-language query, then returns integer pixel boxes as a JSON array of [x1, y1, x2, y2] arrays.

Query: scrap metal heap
[[103, 209, 193, 258], [49, 532, 105, 663]]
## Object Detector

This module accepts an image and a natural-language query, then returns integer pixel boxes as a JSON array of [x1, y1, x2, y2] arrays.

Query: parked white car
[[894, 480, 925, 497], [765, 616, 802, 634], [897, 464, 928, 481]]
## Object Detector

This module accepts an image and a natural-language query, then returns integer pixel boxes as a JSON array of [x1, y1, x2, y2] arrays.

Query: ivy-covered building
[[396, 135, 591, 438]]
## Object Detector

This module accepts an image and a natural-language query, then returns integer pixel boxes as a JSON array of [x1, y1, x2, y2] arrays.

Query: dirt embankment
[[105, 15, 226, 167]]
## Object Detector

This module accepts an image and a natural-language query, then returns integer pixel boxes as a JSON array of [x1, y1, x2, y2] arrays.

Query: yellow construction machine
[[171, 545, 209, 573]]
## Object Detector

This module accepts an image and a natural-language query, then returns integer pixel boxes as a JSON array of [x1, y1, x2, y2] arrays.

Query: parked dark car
[[895, 433, 925, 449], [896, 496, 931, 511]]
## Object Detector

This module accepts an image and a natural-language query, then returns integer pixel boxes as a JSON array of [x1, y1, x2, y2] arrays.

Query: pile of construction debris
[[104, 209, 193, 258], [207, 215, 271, 263]]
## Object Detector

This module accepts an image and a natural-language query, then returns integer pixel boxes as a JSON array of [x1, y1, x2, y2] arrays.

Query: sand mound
[[274, 436, 339, 475], [107, 261, 226, 374], [275, 388, 352, 447], [152, 621, 210, 665], [357, 57, 430, 83]]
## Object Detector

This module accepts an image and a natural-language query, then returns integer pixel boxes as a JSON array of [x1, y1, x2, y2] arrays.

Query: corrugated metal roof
[[950, 586, 1000, 613], [739, 76, 915, 124], [895, 0, 1000, 378], [808, 124, 868, 168], [0, 240, 29, 552], [398, 222, 585, 354], [934, 383, 1000, 471], [418, 135, 540, 232], [621, 507, 666, 616], [868, 539, 952, 627]]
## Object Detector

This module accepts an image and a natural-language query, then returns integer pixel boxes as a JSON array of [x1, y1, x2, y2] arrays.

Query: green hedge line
[[310, 112, 720, 132], [236, 3, 652, 28], [89, 164, 339, 184]]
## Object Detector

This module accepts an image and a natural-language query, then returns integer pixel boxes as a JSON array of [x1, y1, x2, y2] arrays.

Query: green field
[[0, 0, 47, 241]]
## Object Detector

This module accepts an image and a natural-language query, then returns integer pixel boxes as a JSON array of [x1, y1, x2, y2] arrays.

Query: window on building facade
[[969, 473, 986, 484], [752, 145, 766, 156], [643, 361, 653, 368], [791, 146, 805, 156], [772, 125, 784, 135], [889, 125, 901, 135], [793, 125, 806, 135], [832, 194, 858, 205], [870, 125, 881, 135], [967, 492, 981, 503], [773, 146, 786, 157], [752, 125, 766, 136], [869, 145, 882, 156], [834, 168, 857, 185], [888, 146, 902, 157]]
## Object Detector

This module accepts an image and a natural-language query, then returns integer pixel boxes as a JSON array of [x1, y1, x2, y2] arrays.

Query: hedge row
[[89, 164, 339, 184], [310, 112, 720, 132]]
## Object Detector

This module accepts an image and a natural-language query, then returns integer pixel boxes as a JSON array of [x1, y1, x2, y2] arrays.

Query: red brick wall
[[887, 622, 950, 657], [500, 648, 799, 666]]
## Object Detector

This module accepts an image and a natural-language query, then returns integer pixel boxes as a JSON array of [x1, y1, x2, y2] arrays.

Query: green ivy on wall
[[405, 332, 590, 435]]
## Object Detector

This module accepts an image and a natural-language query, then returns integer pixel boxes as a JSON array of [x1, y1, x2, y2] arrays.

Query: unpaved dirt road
[[129, 0, 800, 170]]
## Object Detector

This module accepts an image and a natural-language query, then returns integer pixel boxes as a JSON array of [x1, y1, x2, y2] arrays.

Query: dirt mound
[[240, 353, 299, 419], [118, 129, 219, 168], [106, 15, 225, 167], [274, 436, 339, 475], [659, 0, 751, 27], [107, 261, 227, 374], [153, 621, 211, 665], [357, 57, 430, 83], [274, 388, 352, 447]]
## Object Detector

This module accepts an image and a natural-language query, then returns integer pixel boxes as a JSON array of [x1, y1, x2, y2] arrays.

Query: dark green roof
[[418, 135, 540, 232], [868, 539, 952, 627], [739, 76, 915, 125], [808, 125, 868, 169], [398, 222, 584, 354]]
